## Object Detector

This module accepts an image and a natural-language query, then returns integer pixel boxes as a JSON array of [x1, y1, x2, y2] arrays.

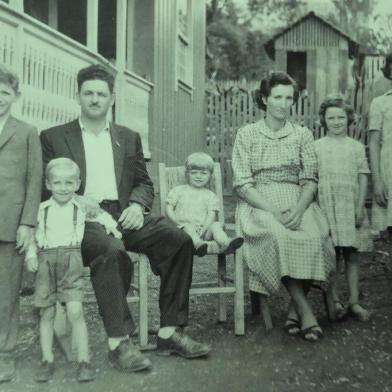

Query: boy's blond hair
[[0, 64, 19, 93], [185, 152, 214, 173], [45, 158, 80, 180]]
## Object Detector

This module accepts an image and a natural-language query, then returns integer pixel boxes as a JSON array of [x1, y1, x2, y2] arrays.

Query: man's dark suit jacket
[[40, 120, 154, 212]]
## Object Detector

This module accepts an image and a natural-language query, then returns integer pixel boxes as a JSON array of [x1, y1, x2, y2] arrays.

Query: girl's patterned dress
[[368, 90, 392, 232], [232, 120, 335, 296], [315, 136, 373, 251]]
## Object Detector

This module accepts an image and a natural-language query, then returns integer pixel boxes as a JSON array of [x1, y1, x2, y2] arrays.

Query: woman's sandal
[[300, 325, 323, 342], [283, 318, 301, 336], [347, 303, 371, 322]]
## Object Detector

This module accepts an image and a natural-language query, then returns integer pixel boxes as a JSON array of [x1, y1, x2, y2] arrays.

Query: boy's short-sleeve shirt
[[166, 184, 220, 227], [34, 197, 118, 249]]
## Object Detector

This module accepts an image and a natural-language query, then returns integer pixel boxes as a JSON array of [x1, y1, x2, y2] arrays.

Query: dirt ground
[[2, 197, 392, 392]]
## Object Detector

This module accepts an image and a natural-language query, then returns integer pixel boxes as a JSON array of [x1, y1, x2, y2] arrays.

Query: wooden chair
[[158, 162, 245, 335], [226, 159, 273, 332]]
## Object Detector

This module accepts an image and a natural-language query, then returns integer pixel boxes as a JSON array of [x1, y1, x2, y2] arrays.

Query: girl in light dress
[[315, 96, 372, 322], [166, 152, 243, 257]]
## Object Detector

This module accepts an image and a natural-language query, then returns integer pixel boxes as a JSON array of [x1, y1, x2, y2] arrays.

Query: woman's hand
[[355, 205, 365, 228], [373, 178, 388, 207], [281, 208, 304, 231]]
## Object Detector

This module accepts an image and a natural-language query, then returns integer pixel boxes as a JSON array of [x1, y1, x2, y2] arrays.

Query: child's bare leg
[[40, 306, 56, 362], [182, 224, 204, 248], [209, 222, 230, 247], [343, 248, 370, 321], [329, 248, 341, 300], [209, 222, 244, 253], [66, 301, 89, 363]]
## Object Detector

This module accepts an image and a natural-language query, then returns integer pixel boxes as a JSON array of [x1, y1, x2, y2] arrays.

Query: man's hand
[[373, 178, 388, 207], [75, 195, 101, 218], [16, 225, 33, 254], [119, 203, 144, 230], [26, 256, 38, 273]]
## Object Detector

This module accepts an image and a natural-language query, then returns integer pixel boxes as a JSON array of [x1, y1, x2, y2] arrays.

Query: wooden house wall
[[274, 17, 350, 109], [150, 0, 206, 182]]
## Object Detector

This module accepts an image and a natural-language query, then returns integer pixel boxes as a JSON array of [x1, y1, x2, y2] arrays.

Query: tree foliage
[[206, 0, 306, 80], [206, 0, 392, 81]]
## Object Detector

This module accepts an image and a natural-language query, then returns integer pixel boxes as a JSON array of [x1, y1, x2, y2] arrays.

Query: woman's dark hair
[[77, 64, 115, 93], [382, 53, 392, 80], [318, 95, 355, 128], [255, 71, 299, 111]]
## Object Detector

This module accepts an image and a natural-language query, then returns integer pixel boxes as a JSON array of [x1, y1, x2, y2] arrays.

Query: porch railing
[[0, 2, 153, 157]]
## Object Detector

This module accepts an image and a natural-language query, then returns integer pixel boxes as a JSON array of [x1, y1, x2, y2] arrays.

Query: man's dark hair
[[77, 64, 115, 92], [382, 53, 392, 80], [255, 71, 299, 111]]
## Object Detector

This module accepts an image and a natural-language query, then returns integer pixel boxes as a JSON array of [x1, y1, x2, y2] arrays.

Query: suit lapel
[[110, 124, 125, 188], [64, 121, 87, 192], [0, 116, 18, 150]]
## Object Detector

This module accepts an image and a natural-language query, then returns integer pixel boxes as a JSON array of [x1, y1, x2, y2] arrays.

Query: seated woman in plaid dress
[[232, 72, 335, 341]]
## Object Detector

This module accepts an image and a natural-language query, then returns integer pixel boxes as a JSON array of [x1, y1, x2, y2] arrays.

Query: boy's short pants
[[34, 246, 85, 308]]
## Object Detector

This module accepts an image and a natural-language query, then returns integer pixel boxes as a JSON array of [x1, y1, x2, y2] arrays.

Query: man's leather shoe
[[157, 330, 211, 358], [0, 356, 15, 383], [35, 361, 54, 383], [108, 339, 151, 372]]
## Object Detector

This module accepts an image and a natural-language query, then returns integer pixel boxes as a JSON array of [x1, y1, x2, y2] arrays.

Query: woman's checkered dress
[[232, 120, 335, 296]]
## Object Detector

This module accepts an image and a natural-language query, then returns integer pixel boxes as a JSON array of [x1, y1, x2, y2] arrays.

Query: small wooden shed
[[264, 11, 359, 109]]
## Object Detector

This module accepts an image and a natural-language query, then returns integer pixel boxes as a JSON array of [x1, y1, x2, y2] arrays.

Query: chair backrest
[[158, 162, 225, 224]]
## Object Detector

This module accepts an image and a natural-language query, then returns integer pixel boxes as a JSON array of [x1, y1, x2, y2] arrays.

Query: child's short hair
[[0, 64, 19, 93], [77, 64, 115, 93], [185, 152, 214, 173], [319, 95, 355, 128], [46, 158, 80, 180]]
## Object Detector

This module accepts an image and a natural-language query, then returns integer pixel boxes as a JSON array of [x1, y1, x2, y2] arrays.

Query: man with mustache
[[40, 64, 211, 374]]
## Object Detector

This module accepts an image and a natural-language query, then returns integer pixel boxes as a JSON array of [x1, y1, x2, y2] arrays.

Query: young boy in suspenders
[[25, 158, 121, 383]]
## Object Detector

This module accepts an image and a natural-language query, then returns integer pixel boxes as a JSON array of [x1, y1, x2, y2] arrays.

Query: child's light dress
[[166, 184, 220, 236], [368, 90, 392, 232], [315, 136, 373, 251]]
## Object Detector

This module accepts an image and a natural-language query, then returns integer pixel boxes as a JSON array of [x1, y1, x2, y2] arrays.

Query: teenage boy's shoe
[[35, 361, 54, 383], [108, 340, 151, 372], [157, 329, 211, 358], [77, 361, 95, 382], [0, 356, 15, 383]]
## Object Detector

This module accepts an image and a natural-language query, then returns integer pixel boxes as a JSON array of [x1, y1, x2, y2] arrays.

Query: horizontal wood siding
[[150, 0, 206, 184]]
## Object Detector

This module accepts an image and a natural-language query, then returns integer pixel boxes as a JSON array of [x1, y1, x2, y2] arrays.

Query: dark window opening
[[287, 51, 307, 91], [57, 0, 87, 45]]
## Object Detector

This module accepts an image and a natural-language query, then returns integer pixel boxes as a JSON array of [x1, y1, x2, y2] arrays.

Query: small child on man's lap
[[25, 158, 121, 383], [165, 152, 243, 257]]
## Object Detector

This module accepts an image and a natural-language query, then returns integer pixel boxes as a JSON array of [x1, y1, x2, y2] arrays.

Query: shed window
[[176, 0, 193, 90]]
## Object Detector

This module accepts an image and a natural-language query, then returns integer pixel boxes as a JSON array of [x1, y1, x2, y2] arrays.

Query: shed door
[[287, 51, 307, 91]]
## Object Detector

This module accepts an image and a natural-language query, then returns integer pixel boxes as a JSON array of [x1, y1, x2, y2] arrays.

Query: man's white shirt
[[79, 119, 118, 202]]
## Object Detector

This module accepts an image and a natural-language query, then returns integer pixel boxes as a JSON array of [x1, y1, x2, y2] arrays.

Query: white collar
[[78, 118, 110, 134]]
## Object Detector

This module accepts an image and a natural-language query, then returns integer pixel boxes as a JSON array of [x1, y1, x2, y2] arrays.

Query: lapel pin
[[115, 141, 120, 147]]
